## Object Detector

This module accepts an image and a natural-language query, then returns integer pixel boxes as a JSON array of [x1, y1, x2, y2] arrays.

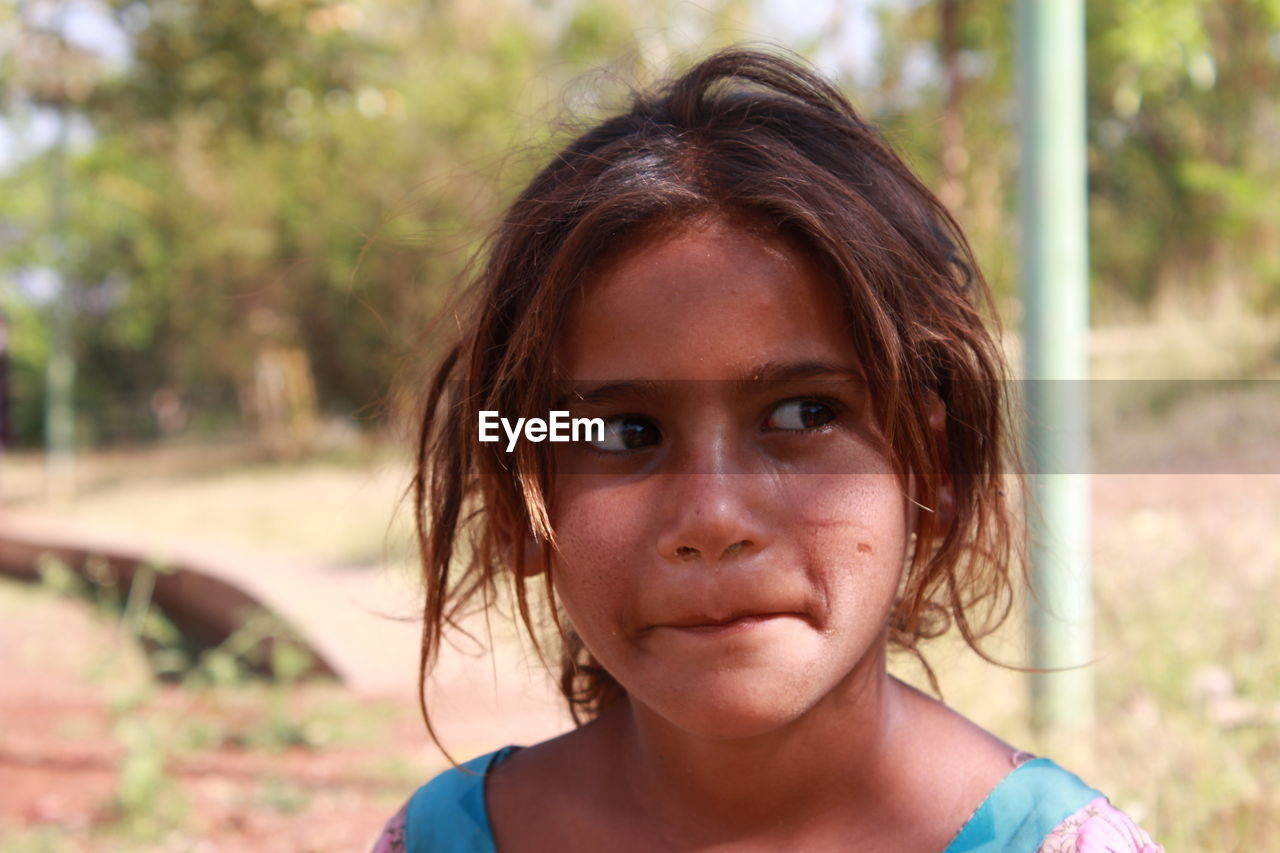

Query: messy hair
[[412, 47, 1020, 739]]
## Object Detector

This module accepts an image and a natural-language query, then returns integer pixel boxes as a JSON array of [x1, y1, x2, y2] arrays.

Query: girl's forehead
[[559, 216, 860, 384]]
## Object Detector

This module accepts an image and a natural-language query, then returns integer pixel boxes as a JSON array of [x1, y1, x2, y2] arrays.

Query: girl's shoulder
[[369, 747, 516, 853], [944, 755, 1162, 853]]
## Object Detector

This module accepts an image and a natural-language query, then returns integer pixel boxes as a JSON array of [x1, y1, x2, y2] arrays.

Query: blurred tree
[[852, 0, 1019, 303], [851, 0, 1280, 315], [6, 0, 1275, 450], [0, 0, 744, 449], [1086, 0, 1280, 311]]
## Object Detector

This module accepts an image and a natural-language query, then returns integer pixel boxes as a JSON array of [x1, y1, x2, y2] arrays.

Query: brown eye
[[589, 415, 662, 452], [765, 399, 837, 431]]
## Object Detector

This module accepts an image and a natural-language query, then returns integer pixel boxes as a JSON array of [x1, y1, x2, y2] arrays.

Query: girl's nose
[[655, 471, 769, 565]]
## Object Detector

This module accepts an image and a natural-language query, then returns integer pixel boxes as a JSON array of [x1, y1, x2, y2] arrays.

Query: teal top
[[403, 749, 1103, 853], [943, 757, 1102, 852], [405, 748, 516, 853]]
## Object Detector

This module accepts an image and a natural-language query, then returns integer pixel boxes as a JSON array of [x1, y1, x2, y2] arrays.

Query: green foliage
[[35, 555, 184, 836], [258, 776, 311, 813], [0, 828, 75, 853], [2, 0, 725, 448], [111, 710, 187, 838], [857, 0, 1280, 314], [1085, 0, 1280, 309], [35, 551, 321, 686], [32, 551, 337, 839]]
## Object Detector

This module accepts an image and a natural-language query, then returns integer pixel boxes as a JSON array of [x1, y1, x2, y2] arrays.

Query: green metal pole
[[1016, 0, 1093, 733], [45, 101, 76, 499]]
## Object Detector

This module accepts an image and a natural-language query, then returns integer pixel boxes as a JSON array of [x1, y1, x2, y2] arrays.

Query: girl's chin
[[632, 680, 825, 742], [620, 648, 886, 742]]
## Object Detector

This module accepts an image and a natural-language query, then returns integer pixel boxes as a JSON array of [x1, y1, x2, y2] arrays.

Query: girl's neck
[[487, 659, 1018, 853], [601, 653, 903, 844]]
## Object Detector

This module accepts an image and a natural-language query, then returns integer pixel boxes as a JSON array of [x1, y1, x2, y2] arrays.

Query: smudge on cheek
[[857, 542, 872, 554]]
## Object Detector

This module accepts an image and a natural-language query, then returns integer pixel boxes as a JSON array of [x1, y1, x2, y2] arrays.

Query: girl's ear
[[503, 530, 549, 578], [928, 392, 958, 535], [521, 533, 549, 578]]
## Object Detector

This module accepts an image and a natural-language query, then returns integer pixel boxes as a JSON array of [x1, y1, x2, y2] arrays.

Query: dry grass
[[1, 443, 419, 570]]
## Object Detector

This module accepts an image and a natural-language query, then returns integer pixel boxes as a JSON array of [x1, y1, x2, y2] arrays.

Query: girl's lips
[[657, 612, 798, 635]]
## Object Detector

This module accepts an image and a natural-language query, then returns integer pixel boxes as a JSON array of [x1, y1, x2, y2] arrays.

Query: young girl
[[375, 48, 1161, 853]]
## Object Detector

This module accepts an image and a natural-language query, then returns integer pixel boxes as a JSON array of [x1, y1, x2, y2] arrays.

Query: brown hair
[[412, 47, 1020, 740]]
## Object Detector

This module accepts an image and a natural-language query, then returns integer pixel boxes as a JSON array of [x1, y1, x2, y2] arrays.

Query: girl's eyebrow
[[556, 379, 664, 409], [556, 362, 862, 408], [738, 360, 864, 388]]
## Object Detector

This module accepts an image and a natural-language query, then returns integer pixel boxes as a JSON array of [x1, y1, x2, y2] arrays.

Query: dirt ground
[[0, 566, 572, 852], [0, 447, 574, 851]]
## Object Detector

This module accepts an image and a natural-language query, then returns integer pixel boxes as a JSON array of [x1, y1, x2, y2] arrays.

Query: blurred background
[[1, 0, 1277, 850]]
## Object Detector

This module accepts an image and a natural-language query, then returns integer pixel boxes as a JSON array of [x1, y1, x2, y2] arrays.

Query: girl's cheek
[[786, 476, 909, 591], [778, 473, 905, 534], [553, 477, 642, 548], [550, 478, 650, 594]]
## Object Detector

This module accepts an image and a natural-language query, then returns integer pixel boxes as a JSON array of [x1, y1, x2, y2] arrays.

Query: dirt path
[[0, 508, 571, 851]]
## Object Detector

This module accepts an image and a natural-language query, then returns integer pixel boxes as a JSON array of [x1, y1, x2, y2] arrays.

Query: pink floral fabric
[[1037, 796, 1163, 853], [370, 801, 408, 853]]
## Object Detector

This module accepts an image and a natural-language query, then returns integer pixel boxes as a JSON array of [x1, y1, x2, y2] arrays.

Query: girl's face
[[550, 215, 910, 740]]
